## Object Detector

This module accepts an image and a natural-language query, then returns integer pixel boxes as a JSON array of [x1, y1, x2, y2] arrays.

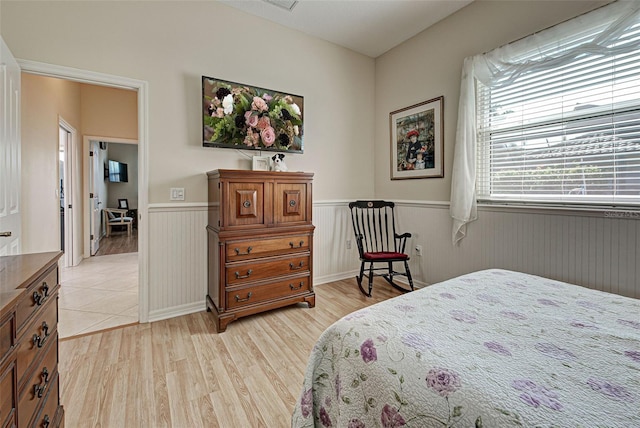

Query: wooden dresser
[[206, 169, 315, 332], [0, 251, 64, 427]]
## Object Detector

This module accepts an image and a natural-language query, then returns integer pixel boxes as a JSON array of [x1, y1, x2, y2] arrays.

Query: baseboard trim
[[148, 301, 206, 322], [314, 270, 428, 289]]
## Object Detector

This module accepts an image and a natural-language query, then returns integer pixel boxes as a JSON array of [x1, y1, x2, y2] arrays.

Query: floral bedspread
[[291, 269, 640, 427]]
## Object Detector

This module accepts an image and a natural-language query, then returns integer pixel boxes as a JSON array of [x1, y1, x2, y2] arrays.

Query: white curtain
[[449, 0, 640, 244]]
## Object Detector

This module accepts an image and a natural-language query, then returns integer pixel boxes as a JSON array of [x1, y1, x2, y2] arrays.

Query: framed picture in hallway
[[118, 198, 129, 209]]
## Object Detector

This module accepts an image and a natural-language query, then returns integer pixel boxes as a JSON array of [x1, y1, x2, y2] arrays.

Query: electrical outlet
[[170, 187, 185, 201], [346, 239, 352, 249], [415, 245, 423, 257]]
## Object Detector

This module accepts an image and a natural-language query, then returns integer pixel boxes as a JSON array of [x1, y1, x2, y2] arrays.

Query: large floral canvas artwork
[[202, 76, 304, 153]]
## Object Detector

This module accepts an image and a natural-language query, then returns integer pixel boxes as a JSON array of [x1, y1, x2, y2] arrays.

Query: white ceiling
[[219, 0, 474, 58]]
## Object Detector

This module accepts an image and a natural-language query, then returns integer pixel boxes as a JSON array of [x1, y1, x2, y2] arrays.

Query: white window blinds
[[451, 1, 640, 243], [476, 7, 640, 206]]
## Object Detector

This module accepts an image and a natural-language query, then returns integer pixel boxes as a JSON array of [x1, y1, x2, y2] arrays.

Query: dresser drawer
[[16, 267, 58, 332], [18, 335, 58, 428], [226, 254, 310, 285], [16, 296, 58, 385], [226, 234, 310, 261], [0, 358, 17, 428], [32, 371, 60, 428], [226, 275, 312, 309], [0, 312, 15, 363]]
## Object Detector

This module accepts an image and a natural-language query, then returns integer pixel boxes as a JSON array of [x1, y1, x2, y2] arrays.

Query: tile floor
[[58, 252, 138, 338]]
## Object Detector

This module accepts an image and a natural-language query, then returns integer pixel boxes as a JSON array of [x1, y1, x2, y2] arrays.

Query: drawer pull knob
[[235, 292, 253, 302], [234, 246, 253, 256], [33, 283, 50, 306], [33, 368, 49, 398], [42, 321, 50, 338], [289, 240, 304, 248], [289, 261, 305, 270], [43, 414, 50, 428], [243, 200, 251, 208], [235, 269, 253, 279], [289, 200, 296, 207], [289, 281, 304, 291], [33, 332, 47, 348]]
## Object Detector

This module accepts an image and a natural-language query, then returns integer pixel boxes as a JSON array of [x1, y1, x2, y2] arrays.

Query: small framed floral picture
[[390, 96, 444, 180], [252, 155, 271, 171]]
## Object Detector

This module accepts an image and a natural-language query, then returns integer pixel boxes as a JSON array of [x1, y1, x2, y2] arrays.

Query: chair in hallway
[[349, 200, 415, 297], [103, 208, 133, 237]]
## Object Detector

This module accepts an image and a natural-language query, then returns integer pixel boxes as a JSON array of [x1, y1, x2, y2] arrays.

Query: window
[[475, 6, 640, 207]]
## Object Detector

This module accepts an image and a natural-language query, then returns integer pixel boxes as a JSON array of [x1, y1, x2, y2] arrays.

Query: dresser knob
[[289, 281, 304, 291], [289, 261, 305, 270], [243, 200, 251, 208], [289, 240, 304, 248], [234, 269, 253, 279], [234, 246, 252, 256], [235, 292, 253, 302], [289, 200, 296, 207], [33, 283, 49, 306], [33, 368, 49, 398], [33, 332, 47, 348], [43, 414, 50, 428]]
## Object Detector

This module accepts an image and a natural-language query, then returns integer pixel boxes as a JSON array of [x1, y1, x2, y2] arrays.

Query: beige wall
[[20, 73, 139, 254], [21, 74, 83, 253], [80, 84, 138, 140], [0, 1, 376, 204], [374, 0, 610, 202]]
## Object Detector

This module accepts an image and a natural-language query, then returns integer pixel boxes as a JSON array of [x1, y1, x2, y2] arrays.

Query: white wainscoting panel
[[145, 200, 637, 322], [396, 202, 640, 299], [147, 204, 207, 321], [313, 201, 360, 284]]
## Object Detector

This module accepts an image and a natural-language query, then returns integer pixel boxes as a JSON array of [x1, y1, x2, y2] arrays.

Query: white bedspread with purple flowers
[[291, 269, 640, 427]]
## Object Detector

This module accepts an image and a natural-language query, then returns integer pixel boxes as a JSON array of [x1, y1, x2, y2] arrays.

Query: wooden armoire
[[206, 169, 315, 332]]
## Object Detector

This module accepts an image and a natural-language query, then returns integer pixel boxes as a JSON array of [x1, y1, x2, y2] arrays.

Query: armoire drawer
[[226, 234, 310, 261], [226, 275, 312, 309], [18, 334, 58, 428], [16, 266, 58, 332], [32, 371, 60, 428], [226, 254, 310, 285], [16, 295, 58, 385]]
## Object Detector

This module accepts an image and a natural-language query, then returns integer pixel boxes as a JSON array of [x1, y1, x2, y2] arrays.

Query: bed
[[292, 269, 640, 427]]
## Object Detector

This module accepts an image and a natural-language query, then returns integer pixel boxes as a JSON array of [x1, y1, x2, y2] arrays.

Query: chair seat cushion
[[363, 251, 408, 261], [109, 217, 133, 223]]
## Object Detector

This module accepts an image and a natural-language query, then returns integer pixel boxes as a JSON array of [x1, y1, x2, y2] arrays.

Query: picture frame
[[252, 155, 271, 171], [202, 76, 304, 153], [118, 198, 129, 210], [390, 96, 444, 180]]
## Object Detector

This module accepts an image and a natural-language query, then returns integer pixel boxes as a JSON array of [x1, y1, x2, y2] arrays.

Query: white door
[[0, 37, 21, 255], [89, 141, 101, 255]]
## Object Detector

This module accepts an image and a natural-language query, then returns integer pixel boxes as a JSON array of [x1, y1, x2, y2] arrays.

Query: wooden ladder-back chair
[[349, 200, 414, 297]]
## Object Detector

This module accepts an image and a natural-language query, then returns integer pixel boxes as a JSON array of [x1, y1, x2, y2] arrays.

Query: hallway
[[58, 252, 138, 338]]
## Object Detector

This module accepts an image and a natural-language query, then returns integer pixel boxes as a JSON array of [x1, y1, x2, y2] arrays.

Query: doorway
[[90, 139, 139, 257], [18, 60, 150, 327]]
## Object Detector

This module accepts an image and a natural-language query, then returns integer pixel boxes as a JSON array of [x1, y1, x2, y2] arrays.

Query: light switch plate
[[170, 187, 185, 201]]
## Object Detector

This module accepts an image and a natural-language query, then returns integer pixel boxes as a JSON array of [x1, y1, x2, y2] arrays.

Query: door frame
[[84, 135, 138, 256], [58, 116, 80, 267], [18, 59, 150, 323]]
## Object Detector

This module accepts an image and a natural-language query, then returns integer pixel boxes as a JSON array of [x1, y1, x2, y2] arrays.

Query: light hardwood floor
[[58, 278, 401, 427]]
